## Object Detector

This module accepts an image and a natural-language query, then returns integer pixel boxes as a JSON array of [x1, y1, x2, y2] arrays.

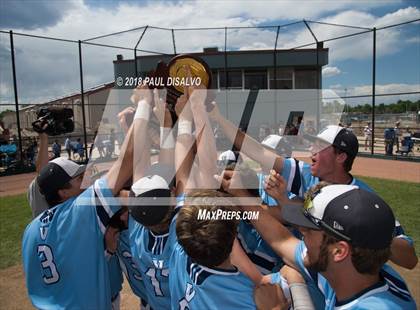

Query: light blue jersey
[[237, 220, 282, 274], [117, 229, 148, 302], [169, 243, 256, 310], [294, 241, 417, 310], [281, 158, 372, 197], [258, 172, 278, 206], [22, 178, 121, 310], [128, 195, 184, 310], [108, 254, 123, 301], [281, 158, 413, 244]]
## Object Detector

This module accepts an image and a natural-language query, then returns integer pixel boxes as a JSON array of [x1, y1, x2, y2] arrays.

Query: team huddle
[[22, 80, 417, 309]]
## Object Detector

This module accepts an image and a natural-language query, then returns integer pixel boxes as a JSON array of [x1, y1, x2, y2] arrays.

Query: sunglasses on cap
[[302, 195, 352, 243]]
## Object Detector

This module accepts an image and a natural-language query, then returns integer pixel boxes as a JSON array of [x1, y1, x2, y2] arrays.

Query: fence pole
[[273, 26, 280, 125], [224, 27, 228, 118], [78, 40, 89, 160], [172, 29, 177, 54], [9, 30, 24, 162], [134, 49, 138, 77], [371, 28, 376, 155]]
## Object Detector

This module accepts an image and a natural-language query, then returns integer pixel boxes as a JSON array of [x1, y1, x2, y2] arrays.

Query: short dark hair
[[176, 190, 238, 268], [42, 181, 72, 206], [322, 233, 391, 274], [333, 146, 355, 172]]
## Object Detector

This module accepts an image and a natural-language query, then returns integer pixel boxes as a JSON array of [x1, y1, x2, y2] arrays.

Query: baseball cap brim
[[302, 133, 331, 152], [73, 165, 86, 178], [281, 204, 320, 230]]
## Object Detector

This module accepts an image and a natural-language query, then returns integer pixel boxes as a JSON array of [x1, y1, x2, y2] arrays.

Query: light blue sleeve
[[93, 178, 121, 215], [293, 241, 315, 283], [281, 158, 294, 192], [73, 178, 121, 235]]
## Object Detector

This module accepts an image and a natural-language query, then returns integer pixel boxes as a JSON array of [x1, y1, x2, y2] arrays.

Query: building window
[[244, 70, 267, 89], [295, 69, 318, 89], [219, 70, 242, 89], [268, 68, 293, 89]]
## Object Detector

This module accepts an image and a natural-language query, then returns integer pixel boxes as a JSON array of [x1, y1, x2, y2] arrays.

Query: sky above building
[[0, 0, 419, 108]]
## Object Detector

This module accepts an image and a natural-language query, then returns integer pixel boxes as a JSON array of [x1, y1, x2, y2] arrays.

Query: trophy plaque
[[146, 54, 213, 125]]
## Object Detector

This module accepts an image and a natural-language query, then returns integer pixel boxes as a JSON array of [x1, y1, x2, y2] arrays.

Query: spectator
[[95, 131, 106, 158], [384, 127, 395, 156], [75, 138, 84, 161], [394, 121, 401, 153], [52, 140, 61, 159], [363, 122, 372, 151], [64, 137, 72, 159], [27, 132, 50, 218], [107, 128, 116, 157]]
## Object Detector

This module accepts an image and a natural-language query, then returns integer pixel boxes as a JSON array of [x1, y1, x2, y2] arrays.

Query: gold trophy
[[147, 54, 213, 124]]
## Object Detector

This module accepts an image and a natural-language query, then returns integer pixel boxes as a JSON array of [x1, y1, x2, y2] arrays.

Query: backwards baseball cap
[[129, 163, 175, 226], [261, 134, 292, 157], [305, 125, 359, 158], [37, 157, 86, 195], [282, 185, 395, 249]]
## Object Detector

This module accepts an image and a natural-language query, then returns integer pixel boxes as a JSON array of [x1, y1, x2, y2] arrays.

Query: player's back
[[22, 187, 112, 309], [169, 243, 256, 310], [117, 229, 148, 302], [128, 215, 177, 309]]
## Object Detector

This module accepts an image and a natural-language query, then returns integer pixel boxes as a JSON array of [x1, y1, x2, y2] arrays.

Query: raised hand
[[254, 283, 289, 310], [264, 170, 288, 204], [117, 106, 136, 133], [152, 89, 172, 127], [214, 169, 250, 197], [175, 88, 193, 121], [130, 83, 153, 105]]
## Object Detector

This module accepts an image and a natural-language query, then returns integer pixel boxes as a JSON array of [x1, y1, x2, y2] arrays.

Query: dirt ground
[[0, 261, 419, 309], [0, 264, 139, 310], [1, 156, 419, 198], [0, 156, 419, 308]]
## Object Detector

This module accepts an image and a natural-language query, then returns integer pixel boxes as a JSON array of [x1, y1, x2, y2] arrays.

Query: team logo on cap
[[333, 221, 344, 231]]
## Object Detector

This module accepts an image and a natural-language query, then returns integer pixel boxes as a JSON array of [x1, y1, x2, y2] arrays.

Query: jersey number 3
[[38, 245, 60, 284]]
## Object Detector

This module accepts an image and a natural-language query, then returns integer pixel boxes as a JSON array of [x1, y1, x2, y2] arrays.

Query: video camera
[[32, 107, 74, 136]]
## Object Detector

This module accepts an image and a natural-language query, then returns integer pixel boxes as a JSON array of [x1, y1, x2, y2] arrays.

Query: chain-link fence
[[0, 18, 419, 175]]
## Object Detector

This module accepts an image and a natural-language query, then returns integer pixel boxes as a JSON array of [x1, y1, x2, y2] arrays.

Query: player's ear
[[335, 151, 347, 166], [57, 188, 71, 202], [331, 241, 350, 263]]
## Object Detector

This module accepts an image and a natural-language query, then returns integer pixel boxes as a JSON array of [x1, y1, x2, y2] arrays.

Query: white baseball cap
[[218, 150, 236, 162], [37, 158, 85, 195]]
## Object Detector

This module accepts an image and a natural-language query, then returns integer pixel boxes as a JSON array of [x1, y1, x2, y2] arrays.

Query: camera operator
[[27, 130, 50, 218], [28, 107, 75, 218]]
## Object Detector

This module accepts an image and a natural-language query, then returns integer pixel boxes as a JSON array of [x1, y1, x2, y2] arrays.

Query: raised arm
[[152, 89, 175, 167], [231, 238, 263, 285], [36, 133, 49, 173], [188, 81, 218, 188], [390, 237, 418, 269], [217, 169, 300, 269], [106, 86, 153, 195], [210, 102, 284, 173], [174, 92, 196, 195]]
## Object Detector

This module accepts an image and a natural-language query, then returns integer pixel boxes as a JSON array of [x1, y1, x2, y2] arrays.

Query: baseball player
[[22, 89, 140, 309], [170, 190, 257, 309], [221, 177, 417, 309], [210, 105, 417, 270]]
